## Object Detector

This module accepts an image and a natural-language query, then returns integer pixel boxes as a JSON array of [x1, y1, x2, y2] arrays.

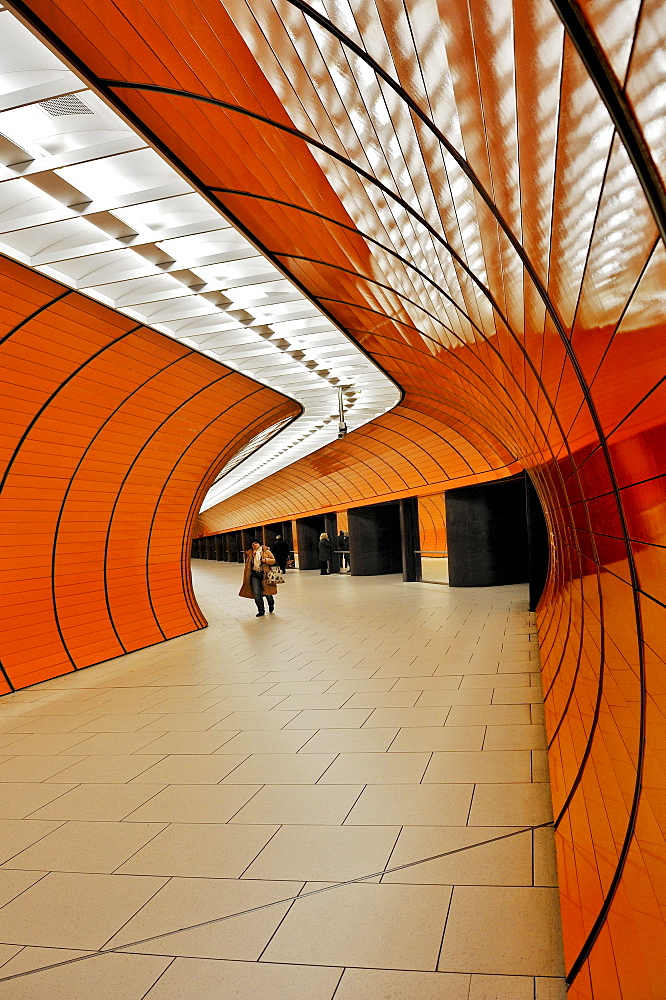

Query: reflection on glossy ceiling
[[2, 1, 666, 997], [0, 7, 398, 506]]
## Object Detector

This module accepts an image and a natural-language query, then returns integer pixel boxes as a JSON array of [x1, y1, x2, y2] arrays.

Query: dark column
[[348, 502, 403, 576], [282, 521, 294, 566], [296, 516, 323, 569], [400, 497, 422, 582], [324, 512, 339, 572], [526, 474, 550, 611], [445, 474, 528, 587]]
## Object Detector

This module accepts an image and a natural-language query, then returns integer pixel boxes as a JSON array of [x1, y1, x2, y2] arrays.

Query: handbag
[[266, 564, 284, 585]]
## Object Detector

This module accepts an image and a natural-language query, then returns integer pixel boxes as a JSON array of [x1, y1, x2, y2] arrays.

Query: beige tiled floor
[[0, 562, 566, 997]]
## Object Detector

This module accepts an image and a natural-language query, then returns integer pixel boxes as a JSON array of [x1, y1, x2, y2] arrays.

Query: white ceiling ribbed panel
[[0, 9, 399, 509]]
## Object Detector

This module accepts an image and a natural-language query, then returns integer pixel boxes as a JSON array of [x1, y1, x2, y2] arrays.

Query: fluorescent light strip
[[0, 10, 399, 510]]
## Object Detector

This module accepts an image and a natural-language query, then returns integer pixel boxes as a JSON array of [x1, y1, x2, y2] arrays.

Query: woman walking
[[239, 539, 277, 617], [318, 532, 333, 575]]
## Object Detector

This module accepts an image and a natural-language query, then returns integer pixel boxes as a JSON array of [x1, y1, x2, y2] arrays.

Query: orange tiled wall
[[0, 256, 296, 692], [6, 1, 666, 995]]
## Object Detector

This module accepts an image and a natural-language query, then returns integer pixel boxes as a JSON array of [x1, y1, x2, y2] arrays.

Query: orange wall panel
[[0, 255, 297, 691]]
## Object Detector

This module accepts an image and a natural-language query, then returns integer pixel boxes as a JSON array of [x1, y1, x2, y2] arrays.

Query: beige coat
[[239, 546, 277, 598]]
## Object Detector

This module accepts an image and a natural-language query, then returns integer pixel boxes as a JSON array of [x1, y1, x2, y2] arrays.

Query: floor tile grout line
[[224, 782, 267, 823], [0, 871, 51, 915], [314, 752, 341, 784], [329, 965, 346, 999], [236, 823, 284, 880], [435, 880, 456, 973], [340, 783, 367, 826], [108, 821, 173, 875], [0, 821, 555, 984], [139, 954, 177, 999], [255, 888, 303, 963], [21, 780, 86, 820], [119, 784, 171, 822], [100, 874, 174, 951]]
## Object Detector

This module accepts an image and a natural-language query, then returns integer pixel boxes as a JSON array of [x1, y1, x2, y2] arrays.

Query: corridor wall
[[0, 255, 297, 691], [5, 0, 666, 996]]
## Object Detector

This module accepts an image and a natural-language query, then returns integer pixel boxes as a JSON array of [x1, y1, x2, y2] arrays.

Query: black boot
[[255, 599, 265, 617]]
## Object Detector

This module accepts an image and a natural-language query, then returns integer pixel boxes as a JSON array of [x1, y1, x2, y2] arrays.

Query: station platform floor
[[0, 562, 566, 999]]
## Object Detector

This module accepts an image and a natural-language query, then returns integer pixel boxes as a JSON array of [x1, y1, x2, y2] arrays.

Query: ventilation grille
[[39, 95, 93, 117]]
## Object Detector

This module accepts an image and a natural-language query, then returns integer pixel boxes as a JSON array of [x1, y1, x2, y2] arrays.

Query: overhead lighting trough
[[0, 9, 399, 509]]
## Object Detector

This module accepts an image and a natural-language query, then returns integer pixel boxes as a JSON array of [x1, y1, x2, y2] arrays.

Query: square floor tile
[[298, 728, 398, 753], [125, 784, 261, 823], [535, 977, 568, 999], [389, 727, 485, 752], [215, 730, 316, 754], [142, 957, 342, 1000], [483, 726, 548, 750], [116, 823, 279, 877], [230, 784, 363, 825], [220, 753, 336, 784], [345, 784, 473, 826], [362, 707, 451, 728], [72, 715, 167, 733], [263, 881, 452, 970], [138, 713, 230, 732], [335, 968, 470, 999], [383, 826, 532, 886], [243, 824, 400, 881], [49, 756, 166, 784], [0, 869, 47, 907], [416, 690, 493, 707], [0, 735, 91, 756], [492, 687, 544, 704], [285, 709, 373, 729], [342, 692, 421, 708], [0, 950, 171, 1000], [106, 876, 303, 959], [468, 973, 535, 998], [0, 756, 86, 783], [210, 710, 301, 730], [0, 871, 168, 949], [276, 693, 353, 710], [29, 784, 165, 822], [446, 706, 532, 727], [63, 732, 167, 755], [469, 783, 554, 826], [392, 677, 461, 691], [131, 732, 234, 755], [0, 819, 63, 865], [319, 752, 430, 784], [438, 886, 565, 976], [423, 751, 532, 784], [129, 754, 249, 784], [4, 819, 166, 874], [0, 783, 77, 819]]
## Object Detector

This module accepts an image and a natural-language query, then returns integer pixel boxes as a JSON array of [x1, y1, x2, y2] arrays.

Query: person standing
[[337, 529, 349, 571], [239, 539, 277, 616], [272, 534, 290, 573], [318, 532, 332, 575]]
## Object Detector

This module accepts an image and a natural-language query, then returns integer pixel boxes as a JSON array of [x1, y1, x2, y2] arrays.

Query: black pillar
[[296, 516, 323, 569], [445, 474, 529, 587], [348, 502, 403, 575], [400, 497, 422, 582], [526, 474, 550, 611]]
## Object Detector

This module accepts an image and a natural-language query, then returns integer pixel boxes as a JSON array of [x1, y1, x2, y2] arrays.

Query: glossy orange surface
[[0, 255, 296, 691], [5, 0, 666, 994]]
